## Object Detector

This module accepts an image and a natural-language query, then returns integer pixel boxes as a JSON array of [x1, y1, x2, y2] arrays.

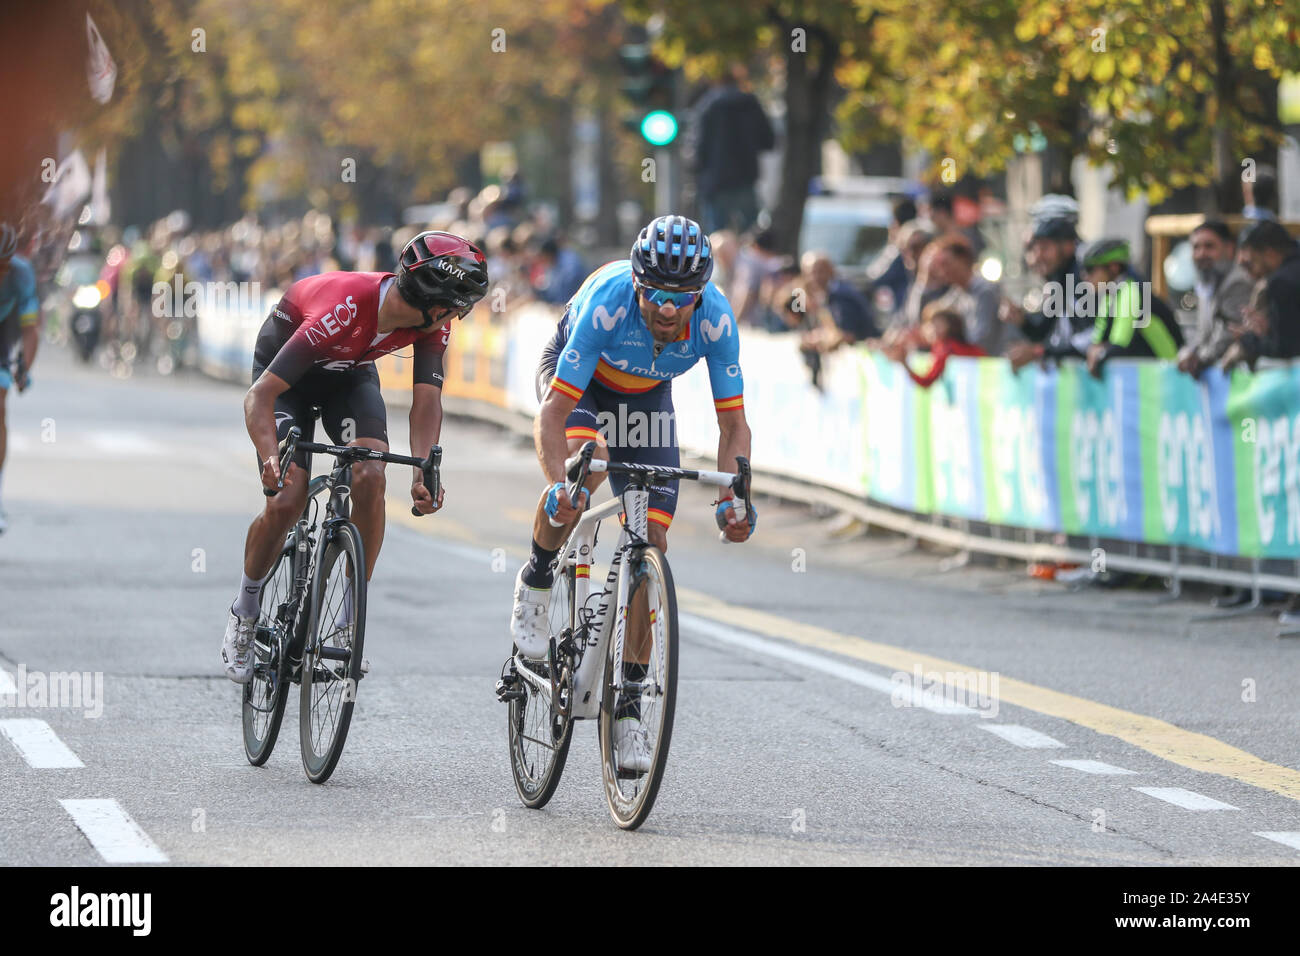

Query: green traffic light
[[640, 110, 678, 146]]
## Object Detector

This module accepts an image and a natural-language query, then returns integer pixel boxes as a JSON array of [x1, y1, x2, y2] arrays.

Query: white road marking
[[86, 431, 165, 456], [1132, 787, 1239, 811], [979, 724, 1065, 748], [0, 669, 16, 695], [60, 799, 168, 863], [0, 718, 84, 768], [681, 613, 980, 715], [1051, 759, 1138, 775], [1254, 831, 1300, 851]]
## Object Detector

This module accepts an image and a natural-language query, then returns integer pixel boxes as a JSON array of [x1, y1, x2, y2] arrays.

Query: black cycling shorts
[[251, 363, 389, 473]]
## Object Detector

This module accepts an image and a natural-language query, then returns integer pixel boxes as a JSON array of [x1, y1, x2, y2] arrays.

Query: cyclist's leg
[[606, 383, 678, 669], [239, 381, 313, 598], [320, 366, 388, 581], [525, 387, 609, 579]]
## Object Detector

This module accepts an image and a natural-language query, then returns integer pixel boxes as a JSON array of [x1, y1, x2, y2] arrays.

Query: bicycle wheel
[[299, 522, 366, 784], [242, 545, 295, 766], [508, 566, 575, 809], [599, 546, 678, 830]]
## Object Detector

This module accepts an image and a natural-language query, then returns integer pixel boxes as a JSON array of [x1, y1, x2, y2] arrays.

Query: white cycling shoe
[[221, 608, 257, 684], [510, 567, 551, 660], [614, 718, 653, 774]]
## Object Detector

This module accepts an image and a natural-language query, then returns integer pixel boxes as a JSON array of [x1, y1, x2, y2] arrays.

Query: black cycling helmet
[[396, 230, 489, 328], [1082, 238, 1130, 269], [630, 215, 713, 290]]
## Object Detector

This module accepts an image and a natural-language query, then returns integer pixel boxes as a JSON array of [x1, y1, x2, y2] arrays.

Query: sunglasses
[[636, 282, 701, 309]]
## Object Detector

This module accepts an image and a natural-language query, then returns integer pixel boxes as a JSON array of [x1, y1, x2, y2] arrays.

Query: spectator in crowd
[[708, 229, 739, 299], [530, 234, 585, 305], [1081, 239, 1183, 378], [914, 235, 1003, 355], [882, 305, 986, 388], [928, 190, 986, 255], [1220, 220, 1300, 369], [795, 250, 879, 356], [1004, 218, 1093, 372], [1177, 219, 1254, 376], [731, 228, 788, 327], [895, 233, 950, 335], [865, 197, 919, 317], [691, 63, 775, 234], [1242, 164, 1278, 222]]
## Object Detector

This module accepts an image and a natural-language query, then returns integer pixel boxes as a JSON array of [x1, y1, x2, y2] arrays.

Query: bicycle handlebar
[[554, 441, 753, 540], [263, 425, 443, 517]]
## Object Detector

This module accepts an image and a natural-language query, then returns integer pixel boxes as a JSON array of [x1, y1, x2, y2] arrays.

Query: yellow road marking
[[386, 496, 1300, 803]]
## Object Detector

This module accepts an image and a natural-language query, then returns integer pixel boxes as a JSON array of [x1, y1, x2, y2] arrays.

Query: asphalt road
[[3, 345, 1300, 865]]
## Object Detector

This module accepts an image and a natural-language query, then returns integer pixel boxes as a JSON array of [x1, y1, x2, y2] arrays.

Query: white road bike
[[497, 441, 752, 829]]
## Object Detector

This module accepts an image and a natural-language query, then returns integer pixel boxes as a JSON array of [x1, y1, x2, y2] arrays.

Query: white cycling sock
[[233, 568, 270, 619], [334, 582, 354, 630]]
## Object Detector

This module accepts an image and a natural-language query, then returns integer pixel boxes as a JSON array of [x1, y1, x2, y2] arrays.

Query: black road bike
[[242, 423, 441, 783]]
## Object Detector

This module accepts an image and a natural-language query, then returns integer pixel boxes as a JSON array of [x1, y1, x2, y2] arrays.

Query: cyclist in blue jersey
[[0, 223, 41, 535], [510, 215, 756, 664]]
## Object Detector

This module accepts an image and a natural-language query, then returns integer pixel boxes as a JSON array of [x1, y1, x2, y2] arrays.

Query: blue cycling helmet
[[630, 215, 713, 290]]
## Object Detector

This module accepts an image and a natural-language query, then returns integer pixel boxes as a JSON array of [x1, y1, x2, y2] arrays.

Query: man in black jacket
[[692, 64, 775, 235], [1220, 220, 1300, 369]]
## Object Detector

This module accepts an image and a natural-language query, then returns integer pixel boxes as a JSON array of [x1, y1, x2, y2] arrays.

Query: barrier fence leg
[[1186, 558, 1268, 633], [938, 517, 971, 572]]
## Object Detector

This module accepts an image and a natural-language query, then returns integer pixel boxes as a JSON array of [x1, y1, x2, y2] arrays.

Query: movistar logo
[[593, 305, 624, 331], [700, 314, 732, 342]]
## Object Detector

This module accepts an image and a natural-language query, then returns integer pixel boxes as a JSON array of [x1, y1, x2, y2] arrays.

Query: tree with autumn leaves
[[840, 0, 1300, 211], [20, 0, 1300, 243]]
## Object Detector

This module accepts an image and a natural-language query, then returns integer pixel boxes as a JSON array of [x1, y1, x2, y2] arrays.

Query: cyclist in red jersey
[[221, 231, 488, 683]]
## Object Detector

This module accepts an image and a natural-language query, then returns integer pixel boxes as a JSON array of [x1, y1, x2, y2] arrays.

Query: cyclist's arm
[[715, 406, 751, 481], [20, 322, 38, 378], [18, 268, 39, 375], [245, 370, 293, 471], [410, 336, 446, 467], [535, 389, 581, 484], [409, 383, 442, 469], [536, 301, 606, 482]]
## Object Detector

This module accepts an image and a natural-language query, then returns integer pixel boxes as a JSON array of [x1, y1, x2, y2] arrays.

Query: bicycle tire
[[508, 566, 575, 809], [242, 546, 295, 766], [599, 546, 678, 830], [299, 521, 366, 784]]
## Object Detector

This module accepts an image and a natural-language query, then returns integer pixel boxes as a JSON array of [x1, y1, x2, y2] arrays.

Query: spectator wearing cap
[[1220, 221, 1300, 369], [914, 235, 1004, 354], [1082, 239, 1183, 378], [1005, 217, 1094, 371], [1177, 220, 1254, 376]]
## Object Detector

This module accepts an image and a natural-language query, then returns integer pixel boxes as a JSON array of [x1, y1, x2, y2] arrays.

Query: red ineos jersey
[[254, 271, 450, 387]]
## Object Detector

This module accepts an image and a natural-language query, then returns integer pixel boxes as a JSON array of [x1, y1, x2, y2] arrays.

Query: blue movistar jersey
[[0, 256, 39, 355], [548, 259, 744, 413]]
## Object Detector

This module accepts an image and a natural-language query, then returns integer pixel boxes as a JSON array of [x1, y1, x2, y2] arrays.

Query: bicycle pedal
[[495, 676, 524, 703]]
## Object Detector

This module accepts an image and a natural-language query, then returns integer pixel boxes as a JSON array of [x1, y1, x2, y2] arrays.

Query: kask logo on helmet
[[436, 261, 468, 280]]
